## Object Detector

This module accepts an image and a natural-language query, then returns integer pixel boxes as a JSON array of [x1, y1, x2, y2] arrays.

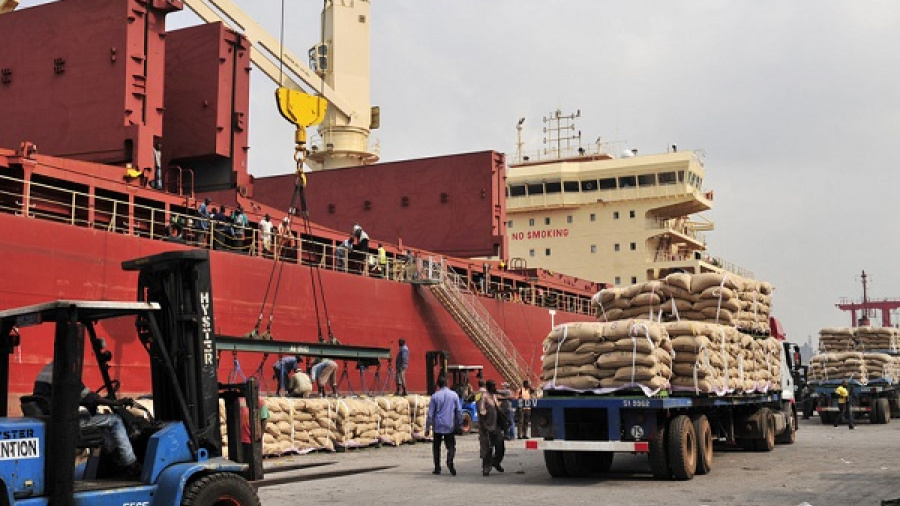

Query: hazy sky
[[20, 1, 900, 348]]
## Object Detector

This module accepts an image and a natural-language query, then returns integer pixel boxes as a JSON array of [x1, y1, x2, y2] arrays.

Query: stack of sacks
[[808, 352, 866, 383], [856, 327, 899, 352], [757, 336, 783, 391], [862, 353, 900, 383], [265, 397, 335, 454], [593, 281, 665, 322], [593, 273, 775, 335], [818, 328, 856, 352], [541, 320, 672, 392], [377, 396, 414, 446], [541, 322, 613, 389], [333, 398, 381, 448], [595, 319, 672, 391], [406, 394, 430, 440], [667, 322, 732, 394], [734, 279, 774, 334]]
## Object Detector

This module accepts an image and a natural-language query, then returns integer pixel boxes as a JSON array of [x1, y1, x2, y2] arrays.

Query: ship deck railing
[[0, 171, 597, 317]]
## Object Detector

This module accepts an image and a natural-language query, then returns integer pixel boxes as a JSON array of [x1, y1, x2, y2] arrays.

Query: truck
[[813, 378, 900, 425], [525, 319, 802, 481], [0, 250, 264, 506]]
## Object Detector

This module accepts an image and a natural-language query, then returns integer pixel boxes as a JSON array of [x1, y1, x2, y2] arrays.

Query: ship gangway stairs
[[418, 263, 536, 389]]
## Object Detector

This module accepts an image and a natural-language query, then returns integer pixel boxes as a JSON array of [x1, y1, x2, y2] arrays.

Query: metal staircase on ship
[[416, 261, 536, 389]]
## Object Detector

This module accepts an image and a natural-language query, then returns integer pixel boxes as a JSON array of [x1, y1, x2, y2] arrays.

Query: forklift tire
[[182, 473, 260, 506], [691, 414, 713, 475], [667, 415, 697, 481], [543, 450, 568, 478], [460, 412, 473, 434]]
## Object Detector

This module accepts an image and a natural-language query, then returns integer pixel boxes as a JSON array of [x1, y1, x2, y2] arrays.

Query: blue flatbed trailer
[[812, 378, 900, 424], [524, 389, 796, 481]]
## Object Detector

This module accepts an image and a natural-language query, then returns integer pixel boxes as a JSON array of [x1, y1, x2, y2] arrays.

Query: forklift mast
[[122, 250, 222, 457]]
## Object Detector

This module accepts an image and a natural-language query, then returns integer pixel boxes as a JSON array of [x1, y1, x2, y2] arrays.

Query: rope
[[551, 325, 568, 387], [227, 351, 248, 384]]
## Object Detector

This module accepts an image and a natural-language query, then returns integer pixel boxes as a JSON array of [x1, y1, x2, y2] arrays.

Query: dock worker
[[834, 380, 855, 429], [272, 355, 299, 395], [310, 358, 339, 397]]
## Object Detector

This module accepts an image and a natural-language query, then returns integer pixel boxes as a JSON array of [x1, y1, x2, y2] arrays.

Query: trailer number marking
[[623, 400, 650, 407], [0, 438, 39, 459]]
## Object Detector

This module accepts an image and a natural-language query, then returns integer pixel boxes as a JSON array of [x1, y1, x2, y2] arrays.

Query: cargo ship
[[0, 0, 602, 398]]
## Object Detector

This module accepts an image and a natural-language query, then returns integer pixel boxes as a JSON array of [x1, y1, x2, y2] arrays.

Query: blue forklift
[[425, 351, 482, 434], [0, 250, 264, 506]]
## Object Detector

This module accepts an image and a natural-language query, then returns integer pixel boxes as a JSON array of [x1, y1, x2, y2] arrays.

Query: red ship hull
[[0, 212, 593, 398]]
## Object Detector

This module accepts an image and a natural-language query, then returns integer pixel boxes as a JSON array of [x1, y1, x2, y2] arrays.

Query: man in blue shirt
[[426, 376, 461, 475], [395, 339, 409, 396]]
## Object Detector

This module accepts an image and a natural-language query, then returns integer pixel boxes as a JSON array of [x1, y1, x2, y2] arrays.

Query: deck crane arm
[[181, 0, 355, 118]]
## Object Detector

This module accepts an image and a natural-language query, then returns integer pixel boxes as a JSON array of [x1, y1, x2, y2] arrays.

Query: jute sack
[[596, 351, 658, 369]]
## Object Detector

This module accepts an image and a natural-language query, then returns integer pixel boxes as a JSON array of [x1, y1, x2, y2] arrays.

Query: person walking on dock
[[426, 376, 461, 476], [395, 339, 409, 396], [834, 380, 855, 429], [477, 379, 505, 476]]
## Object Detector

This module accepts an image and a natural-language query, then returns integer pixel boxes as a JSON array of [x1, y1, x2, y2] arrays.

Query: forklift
[[0, 250, 263, 506], [425, 351, 483, 434]]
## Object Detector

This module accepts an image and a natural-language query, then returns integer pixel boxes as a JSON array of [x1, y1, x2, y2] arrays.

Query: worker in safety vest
[[833, 380, 855, 429]]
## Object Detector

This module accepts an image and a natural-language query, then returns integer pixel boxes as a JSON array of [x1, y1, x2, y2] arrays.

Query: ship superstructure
[[505, 110, 753, 286]]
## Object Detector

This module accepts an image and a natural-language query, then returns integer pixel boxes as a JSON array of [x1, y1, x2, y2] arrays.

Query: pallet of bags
[[660, 273, 773, 334], [265, 397, 336, 454], [818, 327, 856, 352], [808, 352, 867, 384], [862, 353, 900, 383], [856, 327, 899, 352], [541, 320, 672, 395], [541, 321, 616, 390], [595, 319, 672, 395], [734, 279, 774, 334], [667, 321, 731, 395], [377, 396, 414, 446], [592, 281, 665, 323], [332, 397, 381, 449], [406, 394, 430, 440]]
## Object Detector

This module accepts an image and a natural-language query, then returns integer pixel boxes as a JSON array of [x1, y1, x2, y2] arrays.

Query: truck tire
[[648, 422, 669, 479], [691, 414, 713, 475], [890, 397, 900, 419], [182, 473, 260, 506], [754, 408, 775, 452], [544, 450, 568, 478], [667, 415, 697, 481], [820, 411, 834, 425], [776, 406, 797, 445], [563, 451, 593, 478], [460, 412, 473, 434]]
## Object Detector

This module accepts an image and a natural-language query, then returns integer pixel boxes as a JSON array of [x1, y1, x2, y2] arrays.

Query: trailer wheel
[[754, 408, 775, 452], [543, 450, 568, 478], [819, 411, 834, 425], [460, 412, 473, 434], [691, 414, 713, 475], [873, 398, 891, 424], [667, 415, 697, 481], [563, 451, 593, 478], [776, 405, 797, 445], [182, 473, 260, 506], [588, 451, 614, 474], [648, 422, 669, 479]]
